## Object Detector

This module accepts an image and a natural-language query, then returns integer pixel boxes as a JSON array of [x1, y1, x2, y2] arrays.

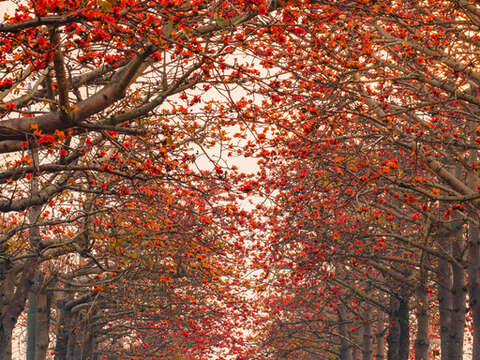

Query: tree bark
[[387, 287, 409, 360], [55, 293, 96, 360], [438, 235, 452, 360], [468, 219, 480, 360], [375, 311, 386, 360], [35, 289, 51, 360], [352, 342, 360, 360], [26, 291, 38, 360], [415, 268, 429, 360], [338, 305, 353, 360], [449, 237, 466, 360], [0, 264, 14, 360], [0, 326, 12, 360], [363, 317, 373, 360], [0, 259, 37, 360], [54, 299, 71, 360], [397, 293, 409, 360], [387, 295, 400, 360]]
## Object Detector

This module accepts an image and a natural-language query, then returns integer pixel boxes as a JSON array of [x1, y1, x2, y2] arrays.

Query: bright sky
[[0, 1, 14, 16]]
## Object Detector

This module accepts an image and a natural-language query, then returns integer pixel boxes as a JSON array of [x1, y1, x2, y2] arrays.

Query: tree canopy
[[2, 0, 480, 359]]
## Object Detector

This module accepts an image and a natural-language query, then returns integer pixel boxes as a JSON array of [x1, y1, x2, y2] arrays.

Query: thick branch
[[0, 14, 79, 33], [332, 278, 390, 314], [0, 46, 153, 152], [50, 27, 70, 120], [0, 178, 67, 213]]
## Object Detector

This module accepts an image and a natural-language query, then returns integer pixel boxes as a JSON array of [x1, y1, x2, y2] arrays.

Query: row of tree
[[0, 0, 274, 357], [242, 0, 480, 359], [3, 0, 480, 359]]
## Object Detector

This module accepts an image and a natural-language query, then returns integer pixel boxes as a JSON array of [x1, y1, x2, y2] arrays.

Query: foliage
[[3, 0, 480, 359]]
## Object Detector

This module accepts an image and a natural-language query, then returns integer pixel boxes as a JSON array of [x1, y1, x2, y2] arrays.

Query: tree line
[[1, 0, 480, 359]]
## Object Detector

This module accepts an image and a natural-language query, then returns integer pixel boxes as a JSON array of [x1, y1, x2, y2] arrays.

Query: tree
[[236, 0, 480, 359], [0, 0, 286, 358]]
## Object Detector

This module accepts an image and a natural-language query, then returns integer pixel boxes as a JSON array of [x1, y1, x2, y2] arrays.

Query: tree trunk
[[55, 293, 95, 360], [449, 238, 466, 360], [468, 219, 480, 360], [67, 309, 93, 360], [26, 291, 38, 360], [67, 317, 82, 360], [35, 289, 51, 360], [0, 266, 14, 360], [397, 293, 409, 360], [438, 235, 452, 360], [338, 305, 353, 360], [83, 326, 95, 360], [387, 295, 400, 360], [352, 343, 360, 360], [54, 300, 71, 360], [363, 317, 373, 360], [1, 260, 37, 360], [0, 326, 13, 360], [26, 167, 45, 360], [415, 267, 429, 360], [375, 311, 386, 360], [387, 287, 409, 360]]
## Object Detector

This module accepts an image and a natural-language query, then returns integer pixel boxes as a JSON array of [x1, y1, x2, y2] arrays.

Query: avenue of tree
[[1, 0, 480, 359]]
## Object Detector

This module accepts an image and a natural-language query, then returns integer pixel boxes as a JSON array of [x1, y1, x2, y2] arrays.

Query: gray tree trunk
[[1, 260, 37, 360], [449, 238, 466, 360], [26, 291, 38, 360], [398, 294, 409, 360], [468, 220, 480, 360], [362, 317, 373, 360], [387, 295, 400, 360], [387, 287, 409, 360], [338, 305, 353, 360], [438, 235, 452, 360], [375, 311, 385, 360], [54, 299, 71, 360], [35, 289, 51, 360], [415, 266, 429, 360]]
